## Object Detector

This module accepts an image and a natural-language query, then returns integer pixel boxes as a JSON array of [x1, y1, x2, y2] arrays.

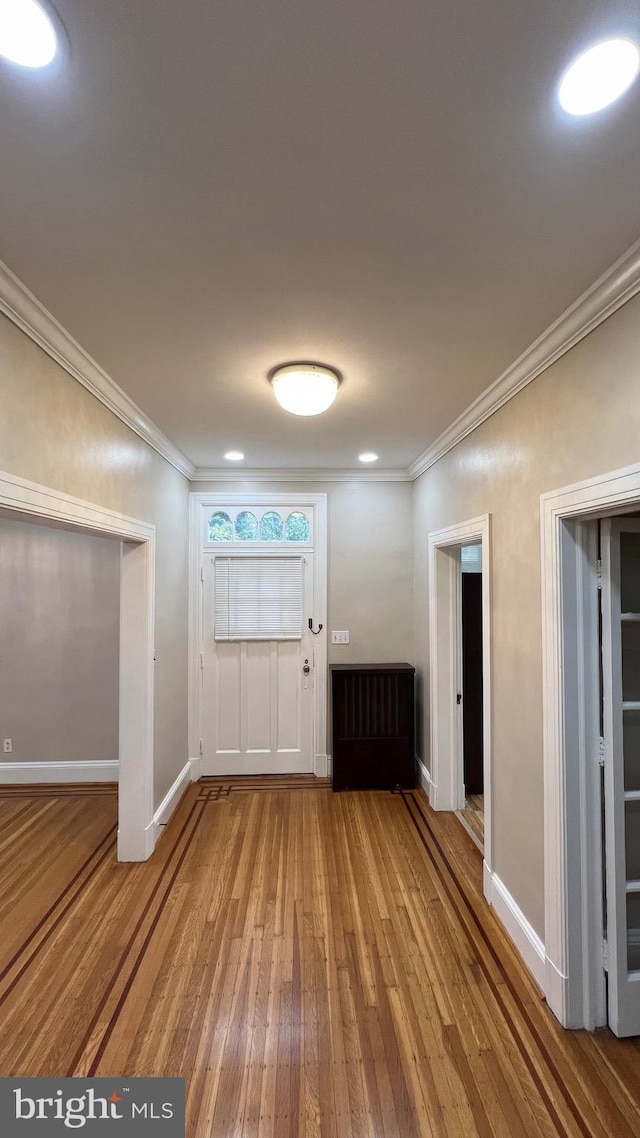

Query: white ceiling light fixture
[[269, 362, 341, 417], [558, 38, 640, 115], [358, 452, 379, 463], [224, 450, 244, 461], [0, 0, 58, 68]]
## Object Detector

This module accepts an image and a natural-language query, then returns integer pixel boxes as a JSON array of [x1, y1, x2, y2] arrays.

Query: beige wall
[[193, 480, 415, 665], [414, 291, 640, 937], [0, 518, 120, 766], [0, 313, 189, 807]]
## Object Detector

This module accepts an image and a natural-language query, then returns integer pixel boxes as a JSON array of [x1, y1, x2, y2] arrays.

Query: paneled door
[[201, 552, 315, 775], [601, 518, 640, 1036]]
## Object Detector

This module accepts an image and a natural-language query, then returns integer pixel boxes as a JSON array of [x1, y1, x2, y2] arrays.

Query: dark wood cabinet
[[331, 663, 416, 791]]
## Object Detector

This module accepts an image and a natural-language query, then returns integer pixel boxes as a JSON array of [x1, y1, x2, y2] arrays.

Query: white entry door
[[601, 518, 640, 1036], [202, 552, 315, 775]]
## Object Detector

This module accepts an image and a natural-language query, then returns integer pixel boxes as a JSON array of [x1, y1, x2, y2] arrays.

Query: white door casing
[[541, 460, 640, 1031], [189, 493, 328, 779], [427, 514, 492, 892], [0, 469, 156, 862], [601, 517, 640, 1037]]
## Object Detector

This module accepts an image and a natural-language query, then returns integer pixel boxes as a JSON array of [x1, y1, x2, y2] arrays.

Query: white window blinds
[[214, 557, 304, 641]]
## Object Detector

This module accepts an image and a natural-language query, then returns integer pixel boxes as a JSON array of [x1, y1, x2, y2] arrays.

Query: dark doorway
[[462, 572, 483, 795]]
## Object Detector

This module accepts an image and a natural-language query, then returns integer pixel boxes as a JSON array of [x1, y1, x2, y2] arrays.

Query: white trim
[[4, 242, 640, 489], [0, 259, 194, 479], [416, 756, 433, 800], [314, 754, 329, 778], [0, 761, 118, 784], [0, 468, 156, 863], [190, 467, 410, 483], [427, 515, 492, 890], [409, 237, 640, 480], [541, 459, 640, 1029], [189, 491, 328, 778], [151, 760, 194, 843], [486, 868, 547, 991]]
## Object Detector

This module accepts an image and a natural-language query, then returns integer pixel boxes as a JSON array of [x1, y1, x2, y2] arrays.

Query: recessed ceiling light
[[359, 452, 379, 463], [0, 0, 57, 68], [558, 38, 640, 115], [224, 451, 244, 461], [270, 363, 341, 417]]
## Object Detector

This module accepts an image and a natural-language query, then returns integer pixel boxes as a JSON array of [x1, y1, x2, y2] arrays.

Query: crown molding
[[408, 237, 640, 481], [0, 259, 195, 480], [190, 466, 411, 483], [5, 233, 640, 489]]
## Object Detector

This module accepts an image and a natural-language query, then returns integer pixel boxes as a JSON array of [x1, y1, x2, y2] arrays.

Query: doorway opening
[[457, 543, 484, 850], [427, 515, 492, 890], [189, 493, 328, 779], [0, 515, 120, 785], [0, 470, 156, 862], [542, 460, 640, 1036]]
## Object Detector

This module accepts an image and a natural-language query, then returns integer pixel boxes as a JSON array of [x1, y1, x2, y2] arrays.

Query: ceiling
[[0, 0, 639, 471]]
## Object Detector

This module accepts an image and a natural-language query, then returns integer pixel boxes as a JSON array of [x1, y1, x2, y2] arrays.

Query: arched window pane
[[235, 511, 259, 541], [260, 511, 284, 541], [285, 511, 309, 542], [209, 511, 232, 541]]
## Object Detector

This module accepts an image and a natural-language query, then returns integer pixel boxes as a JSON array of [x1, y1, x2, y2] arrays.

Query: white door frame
[[0, 469, 156, 861], [541, 459, 640, 1029], [428, 514, 492, 890], [189, 492, 328, 777]]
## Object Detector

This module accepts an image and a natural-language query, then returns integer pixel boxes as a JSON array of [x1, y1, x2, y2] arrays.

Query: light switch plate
[[331, 630, 350, 644]]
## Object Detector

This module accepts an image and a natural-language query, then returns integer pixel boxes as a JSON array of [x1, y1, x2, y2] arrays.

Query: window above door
[[206, 505, 311, 546]]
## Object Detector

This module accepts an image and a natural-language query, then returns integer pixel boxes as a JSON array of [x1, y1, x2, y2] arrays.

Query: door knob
[[303, 660, 310, 674]]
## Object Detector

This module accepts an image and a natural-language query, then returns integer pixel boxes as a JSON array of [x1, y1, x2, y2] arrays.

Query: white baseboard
[[188, 756, 202, 781], [151, 761, 194, 844], [0, 760, 118, 784], [416, 756, 433, 799], [486, 867, 546, 990]]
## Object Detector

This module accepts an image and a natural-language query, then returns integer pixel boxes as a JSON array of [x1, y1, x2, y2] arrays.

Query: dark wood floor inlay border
[[402, 790, 593, 1138], [0, 783, 118, 799], [0, 824, 117, 1007], [68, 798, 207, 1077]]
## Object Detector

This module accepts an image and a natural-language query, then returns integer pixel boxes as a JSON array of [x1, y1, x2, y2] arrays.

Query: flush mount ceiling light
[[359, 452, 379, 463], [0, 0, 57, 68], [558, 38, 640, 115], [224, 450, 244, 461], [269, 362, 341, 417]]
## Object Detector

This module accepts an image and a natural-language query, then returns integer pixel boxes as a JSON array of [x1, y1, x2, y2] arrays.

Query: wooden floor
[[456, 793, 484, 851], [1, 779, 640, 1137]]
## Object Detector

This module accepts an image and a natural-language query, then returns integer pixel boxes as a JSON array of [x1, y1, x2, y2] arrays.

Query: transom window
[[208, 508, 310, 544]]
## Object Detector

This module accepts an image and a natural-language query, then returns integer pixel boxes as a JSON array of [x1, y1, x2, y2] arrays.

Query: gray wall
[[413, 290, 640, 938], [0, 518, 120, 765], [193, 480, 415, 665], [0, 313, 190, 807]]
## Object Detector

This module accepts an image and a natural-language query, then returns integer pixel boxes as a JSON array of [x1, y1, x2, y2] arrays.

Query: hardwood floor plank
[[2, 782, 640, 1136]]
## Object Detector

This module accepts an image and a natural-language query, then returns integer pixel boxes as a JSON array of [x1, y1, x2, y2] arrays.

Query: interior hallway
[[0, 779, 639, 1138]]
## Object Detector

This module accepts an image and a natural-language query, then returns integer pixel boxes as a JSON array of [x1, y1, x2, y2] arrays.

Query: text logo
[[0, 1078, 185, 1135]]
